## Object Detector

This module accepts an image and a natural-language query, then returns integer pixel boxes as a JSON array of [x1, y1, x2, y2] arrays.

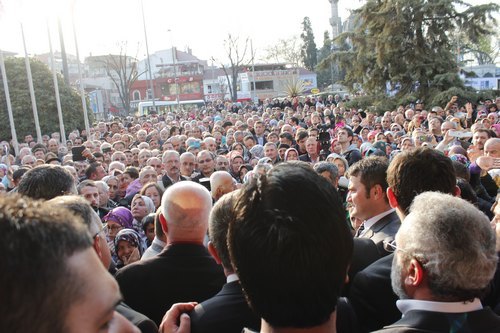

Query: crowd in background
[[2, 93, 500, 333]]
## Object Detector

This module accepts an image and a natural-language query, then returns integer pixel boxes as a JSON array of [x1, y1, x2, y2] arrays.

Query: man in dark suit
[[189, 191, 260, 333], [374, 192, 500, 332], [252, 121, 267, 147], [345, 156, 400, 283], [115, 181, 225, 326], [299, 137, 322, 165], [349, 148, 459, 332], [161, 164, 360, 333], [347, 156, 400, 247], [161, 150, 189, 190]]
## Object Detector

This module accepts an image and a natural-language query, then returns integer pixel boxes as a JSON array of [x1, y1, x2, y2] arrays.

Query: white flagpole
[[70, 10, 90, 138], [21, 22, 42, 143], [0, 51, 20, 156], [47, 21, 66, 145]]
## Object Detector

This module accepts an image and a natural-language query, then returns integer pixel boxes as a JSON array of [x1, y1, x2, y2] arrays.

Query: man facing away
[[189, 191, 261, 333], [228, 162, 353, 332], [115, 181, 225, 326]]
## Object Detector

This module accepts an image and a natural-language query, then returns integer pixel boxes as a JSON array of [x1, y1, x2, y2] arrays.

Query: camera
[[317, 123, 333, 158]]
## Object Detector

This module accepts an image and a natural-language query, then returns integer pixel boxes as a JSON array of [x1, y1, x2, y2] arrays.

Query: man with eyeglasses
[[161, 150, 189, 190], [374, 192, 500, 332], [192, 150, 216, 191]]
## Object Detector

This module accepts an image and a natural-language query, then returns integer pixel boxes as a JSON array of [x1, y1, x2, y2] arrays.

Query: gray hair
[[94, 180, 109, 192], [400, 192, 497, 301]]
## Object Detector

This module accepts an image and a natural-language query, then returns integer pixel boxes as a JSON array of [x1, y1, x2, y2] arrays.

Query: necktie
[[355, 223, 365, 237]]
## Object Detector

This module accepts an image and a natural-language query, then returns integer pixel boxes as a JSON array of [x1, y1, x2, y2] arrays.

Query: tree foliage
[[99, 43, 142, 114], [0, 57, 90, 141], [264, 36, 303, 68], [300, 17, 317, 71], [463, 32, 500, 65], [329, 0, 499, 103]]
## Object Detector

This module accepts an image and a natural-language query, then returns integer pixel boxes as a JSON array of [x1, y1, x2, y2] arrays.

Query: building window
[[133, 90, 141, 101], [256, 81, 273, 90]]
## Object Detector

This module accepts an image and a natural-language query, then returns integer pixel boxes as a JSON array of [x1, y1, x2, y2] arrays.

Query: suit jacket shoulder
[[374, 308, 500, 333], [116, 302, 158, 333], [299, 154, 311, 162], [361, 211, 401, 246], [116, 244, 225, 326], [189, 281, 260, 333], [349, 253, 400, 332]]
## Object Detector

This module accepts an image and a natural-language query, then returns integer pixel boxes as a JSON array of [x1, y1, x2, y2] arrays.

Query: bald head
[[160, 181, 212, 242], [485, 138, 500, 158], [210, 171, 235, 201]]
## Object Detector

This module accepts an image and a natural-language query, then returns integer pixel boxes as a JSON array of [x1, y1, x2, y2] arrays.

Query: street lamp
[[168, 29, 180, 111], [140, 0, 156, 110]]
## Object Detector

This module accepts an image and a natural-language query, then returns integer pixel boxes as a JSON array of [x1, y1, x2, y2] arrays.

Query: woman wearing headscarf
[[114, 228, 146, 269], [130, 194, 155, 242], [103, 206, 134, 263]]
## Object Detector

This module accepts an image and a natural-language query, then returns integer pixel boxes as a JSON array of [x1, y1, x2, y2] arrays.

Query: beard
[[391, 253, 409, 299]]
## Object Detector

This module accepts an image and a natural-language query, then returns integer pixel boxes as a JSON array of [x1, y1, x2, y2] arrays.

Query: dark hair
[[123, 167, 139, 179], [13, 167, 30, 183], [313, 162, 339, 184], [279, 132, 294, 142], [243, 135, 255, 143], [347, 156, 389, 201], [0, 194, 92, 333], [295, 130, 309, 141], [49, 195, 101, 236], [84, 162, 102, 179], [209, 191, 238, 270], [452, 160, 470, 183], [17, 165, 75, 200], [387, 147, 456, 215], [141, 213, 156, 234], [139, 182, 164, 200], [228, 163, 353, 328], [456, 178, 478, 206]]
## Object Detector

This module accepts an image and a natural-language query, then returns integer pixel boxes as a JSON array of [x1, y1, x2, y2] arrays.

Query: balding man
[[116, 182, 225, 326], [210, 171, 235, 201]]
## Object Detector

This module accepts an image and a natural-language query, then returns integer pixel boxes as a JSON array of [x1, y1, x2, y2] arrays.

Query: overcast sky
[[0, 0, 495, 64]]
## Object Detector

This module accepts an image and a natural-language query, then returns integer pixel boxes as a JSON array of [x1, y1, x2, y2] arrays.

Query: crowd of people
[[1, 94, 500, 333]]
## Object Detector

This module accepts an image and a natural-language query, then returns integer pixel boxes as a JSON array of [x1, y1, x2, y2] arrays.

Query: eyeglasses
[[93, 223, 108, 238], [106, 224, 123, 232], [383, 239, 407, 253]]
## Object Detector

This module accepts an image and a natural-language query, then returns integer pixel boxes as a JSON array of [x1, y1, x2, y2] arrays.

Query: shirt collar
[[397, 298, 482, 316], [360, 208, 395, 235], [227, 273, 239, 283]]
